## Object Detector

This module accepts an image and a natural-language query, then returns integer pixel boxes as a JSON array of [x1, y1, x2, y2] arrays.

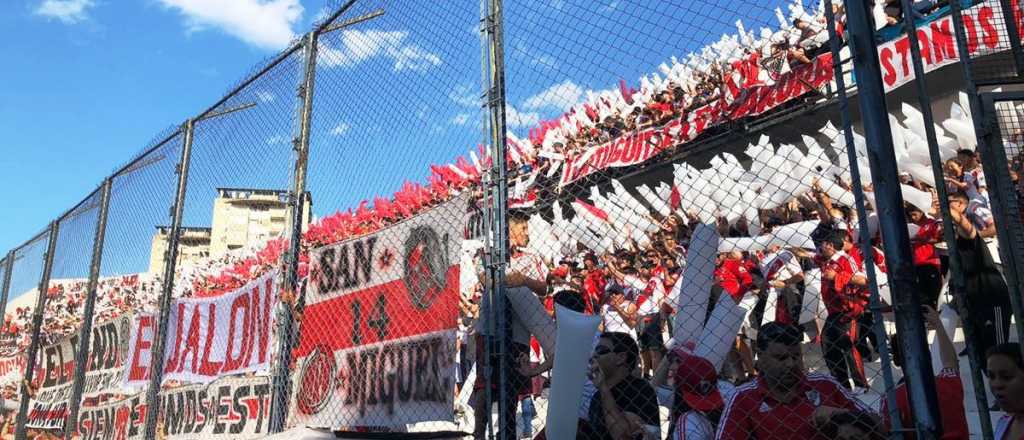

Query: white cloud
[[521, 80, 583, 112], [450, 84, 479, 108], [256, 91, 275, 103], [266, 135, 289, 145], [156, 0, 303, 50], [330, 122, 350, 136], [319, 29, 441, 72], [505, 105, 539, 128], [34, 0, 95, 24], [451, 113, 471, 126]]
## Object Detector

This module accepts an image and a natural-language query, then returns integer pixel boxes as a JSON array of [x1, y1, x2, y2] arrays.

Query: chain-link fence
[[5, 0, 1024, 439]]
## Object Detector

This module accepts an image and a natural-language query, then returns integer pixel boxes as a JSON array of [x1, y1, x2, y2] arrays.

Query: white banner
[[879, 0, 1021, 92], [124, 270, 279, 388]]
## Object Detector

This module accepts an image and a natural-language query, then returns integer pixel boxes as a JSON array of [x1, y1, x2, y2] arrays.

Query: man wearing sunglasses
[[578, 331, 660, 440]]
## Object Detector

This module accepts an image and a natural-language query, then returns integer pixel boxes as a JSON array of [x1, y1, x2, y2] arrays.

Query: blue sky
[[0, 0, 794, 288]]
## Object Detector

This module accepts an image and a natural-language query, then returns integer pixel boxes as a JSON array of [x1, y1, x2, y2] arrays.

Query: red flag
[[619, 79, 634, 105], [670, 185, 682, 211]]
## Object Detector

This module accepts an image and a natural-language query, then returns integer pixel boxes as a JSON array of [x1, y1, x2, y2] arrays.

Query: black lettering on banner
[[230, 385, 250, 434], [351, 300, 363, 345], [318, 247, 336, 294], [368, 294, 390, 340], [338, 244, 352, 287], [197, 389, 210, 432], [165, 391, 184, 435], [213, 385, 230, 434], [253, 383, 270, 434], [129, 395, 142, 438], [397, 344, 412, 402], [354, 237, 377, 286], [183, 390, 197, 434]]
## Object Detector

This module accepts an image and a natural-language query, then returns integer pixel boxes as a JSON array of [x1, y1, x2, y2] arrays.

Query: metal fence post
[[0, 252, 14, 338], [15, 221, 60, 440], [843, 0, 942, 437], [482, 0, 511, 437], [142, 119, 195, 440], [269, 30, 318, 434], [63, 179, 112, 440], [823, 5, 905, 437]]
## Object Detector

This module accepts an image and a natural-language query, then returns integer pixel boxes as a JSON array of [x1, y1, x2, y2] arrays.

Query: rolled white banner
[[668, 224, 719, 349], [546, 305, 601, 440], [799, 269, 823, 325], [694, 293, 748, 371], [506, 286, 557, 357], [929, 304, 960, 372]]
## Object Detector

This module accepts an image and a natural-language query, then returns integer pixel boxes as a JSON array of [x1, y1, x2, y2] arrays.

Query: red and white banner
[[24, 315, 133, 430], [0, 354, 25, 387], [879, 0, 1023, 92], [124, 270, 278, 388], [290, 193, 466, 428], [74, 375, 271, 440], [559, 54, 834, 188]]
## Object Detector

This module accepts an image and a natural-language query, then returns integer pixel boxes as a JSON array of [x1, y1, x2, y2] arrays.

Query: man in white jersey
[[472, 212, 550, 439]]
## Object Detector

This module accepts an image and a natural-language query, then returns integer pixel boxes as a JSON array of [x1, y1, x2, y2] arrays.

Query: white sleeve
[[675, 412, 715, 440]]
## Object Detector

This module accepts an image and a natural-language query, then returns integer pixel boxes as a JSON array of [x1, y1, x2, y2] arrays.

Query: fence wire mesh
[[5, 0, 1024, 439], [14, 190, 103, 435]]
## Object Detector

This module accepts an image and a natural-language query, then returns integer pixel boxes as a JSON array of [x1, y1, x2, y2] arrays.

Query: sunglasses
[[594, 346, 620, 356]]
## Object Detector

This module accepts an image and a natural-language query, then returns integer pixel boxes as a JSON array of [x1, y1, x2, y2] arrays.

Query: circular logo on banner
[[403, 226, 449, 310], [296, 345, 335, 415]]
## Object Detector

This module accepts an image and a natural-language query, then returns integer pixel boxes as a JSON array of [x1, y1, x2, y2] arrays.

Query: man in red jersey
[[717, 322, 880, 440], [716, 251, 757, 380], [883, 306, 969, 439], [818, 232, 869, 391]]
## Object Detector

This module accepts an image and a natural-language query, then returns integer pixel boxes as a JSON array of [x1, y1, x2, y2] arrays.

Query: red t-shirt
[[820, 252, 868, 319], [884, 369, 969, 440], [583, 270, 606, 314], [911, 219, 943, 268], [849, 245, 887, 273], [716, 258, 754, 302], [717, 373, 874, 440]]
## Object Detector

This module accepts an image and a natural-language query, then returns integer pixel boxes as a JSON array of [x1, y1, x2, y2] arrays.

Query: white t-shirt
[[637, 277, 666, 316], [476, 250, 550, 345], [673, 411, 715, 440], [964, 168, 989, 205], [601, 303, 637, 338]]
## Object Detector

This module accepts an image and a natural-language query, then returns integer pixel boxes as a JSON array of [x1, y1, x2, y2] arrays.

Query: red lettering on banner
[[257, 277, 272, 363], [931, 20, 956, 63], [895, 38, 912, 80], [128, 316, 153, 381], [1015, 0, 1024, 34], [180, 306, 203, 374], [979, 5, 999, 49], [199, 304, 222, 376], [917, 29, 932, 64], [224, 292, 251, 372], [964, 13, 980, 54]]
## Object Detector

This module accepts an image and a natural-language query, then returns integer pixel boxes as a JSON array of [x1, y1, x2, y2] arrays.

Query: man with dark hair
[[818, 231, 869, 390], [473, 211, 550, 439], [717, 322, 877, 439], [579, 331, 660, 440]]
